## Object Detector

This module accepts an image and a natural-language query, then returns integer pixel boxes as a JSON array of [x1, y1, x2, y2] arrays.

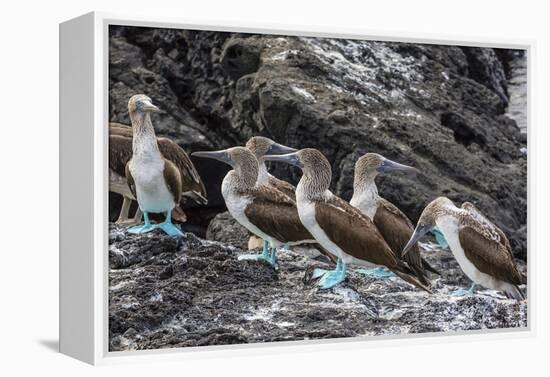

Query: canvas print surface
[[108, 25, 528, 352]]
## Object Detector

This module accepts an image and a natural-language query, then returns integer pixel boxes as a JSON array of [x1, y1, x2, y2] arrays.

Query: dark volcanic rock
[[462, 47, 509, 108], [108, 27, 527, 259], [205, 211, 250, 249], [108, 224, 527, 351]]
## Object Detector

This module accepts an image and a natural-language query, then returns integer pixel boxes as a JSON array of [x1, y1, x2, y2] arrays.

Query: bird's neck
[[350, 176, 379, 215], [224, 163, 259, 195], [435, 214, 460, 244], [131, 112, 161, 160], [297, 169, 331, 202], [435, 206, 462, 237], [256, 160, 270, 186], [353, 175, 378, 197]]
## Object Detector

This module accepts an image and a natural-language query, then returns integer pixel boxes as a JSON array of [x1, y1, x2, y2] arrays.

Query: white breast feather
[[350, 187, 379, 220], [222, 175, 282, 247], [130, 158, 175, 213]]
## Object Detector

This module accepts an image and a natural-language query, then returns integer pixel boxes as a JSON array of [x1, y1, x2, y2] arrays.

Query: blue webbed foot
[[317, 260, 347, 289], [312, 268, 332, 279], [356, 266, 395, 278], [269, 248, 278, 267], [156, 210, 184, 237], [313, 258, 342, 280], [433, 227, 449, 249], [451, 288, 470, 297], [238, 240, 277, 267], [318, 269, 347, 289], [127, 223, 156, 234], [127, 211, 156, 234], [238, 253, 271, 262], [157, 222, 184, 237], [451, 284, 477, 297], [238, 252, 277, 267]]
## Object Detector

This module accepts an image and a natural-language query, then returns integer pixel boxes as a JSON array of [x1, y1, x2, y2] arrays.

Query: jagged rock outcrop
[[205, 211, 250, 250], [108, 225, 527, 351], [108, 27, 527, 258]]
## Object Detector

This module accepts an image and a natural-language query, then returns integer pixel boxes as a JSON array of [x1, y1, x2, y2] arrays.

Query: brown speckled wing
[[373, 198, 429, 281], [315, 195, 398, 267], [158, 138, 207, 204], [124, 161, 136, 200], [461, 202, 514, 257], [109, 134, 133, 177], [268, 176, 296, 200], [244, 186, 313, 244], [109, 122, 133, 138], [163, 159, 183, 205], [459, 225, 524, 285]]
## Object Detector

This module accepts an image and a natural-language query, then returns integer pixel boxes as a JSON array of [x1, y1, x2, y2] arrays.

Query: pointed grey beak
[[142, 100, 160, 113], [264, 152, 303, 169], [191, 150, 232, 166], [267, 142, 298, 156], [377, 158, 418, 176], [402, 223, 433, 256]]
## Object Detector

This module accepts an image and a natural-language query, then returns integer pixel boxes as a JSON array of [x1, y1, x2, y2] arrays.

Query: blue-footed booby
[[109, 123, 204, 225], [244, 136, 338, 265], [264, 148, 432, 292], [349, 153, 439, 284], [244, 136, 296, 261], [245, 136, 297, 199], [402, 197, 526, 300], [192, 147, 330, 268], [124, 94, 207, 237]]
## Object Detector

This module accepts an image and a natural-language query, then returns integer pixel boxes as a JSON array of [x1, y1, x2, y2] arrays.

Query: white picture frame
[[59, 11, 534, 365]]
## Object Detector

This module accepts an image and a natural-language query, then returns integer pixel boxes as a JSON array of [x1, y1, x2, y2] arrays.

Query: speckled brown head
[[402, 196, 457, 255], [128, 94, 160, 117], [264, 148, 332, 196], [417, 197, 456, 228], [355, 153, 418, 183], [226, 147, 259, 172], [192, 146, 259, 188], [245, 136, 297, 160]]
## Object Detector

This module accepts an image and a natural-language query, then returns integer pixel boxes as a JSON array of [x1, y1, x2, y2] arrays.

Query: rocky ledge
[[108, 224, 527, 352]]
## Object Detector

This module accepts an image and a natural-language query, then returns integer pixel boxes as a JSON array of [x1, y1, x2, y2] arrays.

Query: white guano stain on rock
[[291, 86, 316, 102]]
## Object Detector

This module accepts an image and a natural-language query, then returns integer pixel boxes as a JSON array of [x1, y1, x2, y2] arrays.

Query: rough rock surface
[[108, 27, 527, 259], [205, 211, 250, 250], [109, 224, 527, 351]]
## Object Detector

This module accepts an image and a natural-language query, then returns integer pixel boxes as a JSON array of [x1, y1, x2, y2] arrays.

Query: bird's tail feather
[[392, 264, 433, 294], [506, 285, 525, 301], [421, 258, 441, 276], [172, 206, 188, 223], [410, 265, 431, 287], [183, 190, 208, 205]]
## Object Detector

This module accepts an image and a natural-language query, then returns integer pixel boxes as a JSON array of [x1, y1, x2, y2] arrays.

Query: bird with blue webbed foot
[[349, 153, 439, 285], [124, 94, 207, 238], [242, 136, 337, 266], [109, 122, 204, 226], [402, 197, 526, 300], [192, 147, 329, 269], [239, 136, 297, 264], [264, 148, 432, 292]]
